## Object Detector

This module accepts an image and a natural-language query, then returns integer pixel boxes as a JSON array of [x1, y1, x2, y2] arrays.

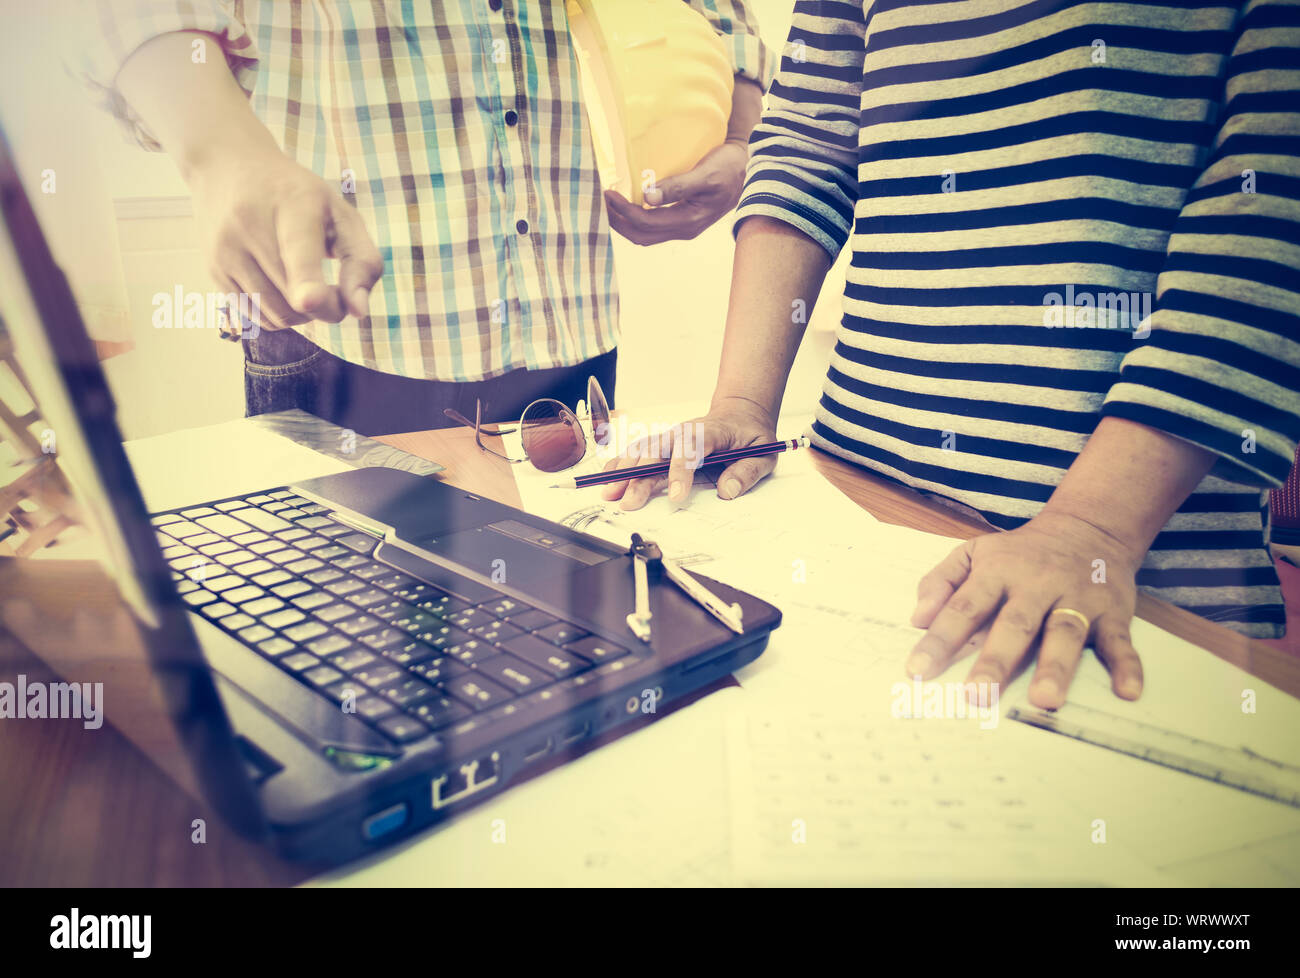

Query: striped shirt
[[737, 0, 1300, 638], [80, 0, 771, 381]]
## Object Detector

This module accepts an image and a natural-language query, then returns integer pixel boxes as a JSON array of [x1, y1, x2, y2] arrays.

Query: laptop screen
[[0, 125, 263, 834]]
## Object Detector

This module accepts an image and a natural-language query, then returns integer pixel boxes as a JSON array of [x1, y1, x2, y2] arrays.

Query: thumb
[[330, 198, 384, 318], [716, 455, 776, 501], [666, 420, 721, 505], [643, 171, 697, 207]]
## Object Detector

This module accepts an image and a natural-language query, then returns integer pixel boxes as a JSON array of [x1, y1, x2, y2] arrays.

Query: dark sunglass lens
[[520, 400, 586, 472]]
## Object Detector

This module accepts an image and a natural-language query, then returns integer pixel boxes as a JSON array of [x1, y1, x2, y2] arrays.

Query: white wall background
[[1, 0, 841, 441]]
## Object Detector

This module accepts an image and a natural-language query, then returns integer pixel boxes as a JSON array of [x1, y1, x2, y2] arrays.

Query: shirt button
[[504, 109, 518, 127], [515, 219, 529, 235]]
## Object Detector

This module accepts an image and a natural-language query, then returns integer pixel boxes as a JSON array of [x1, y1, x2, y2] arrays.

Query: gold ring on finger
[[1047, 607, 1091, 632]]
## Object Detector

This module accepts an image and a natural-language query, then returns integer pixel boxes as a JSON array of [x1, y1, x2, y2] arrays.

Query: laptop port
[[431, 750, 501, 810], [559, 722, 590, 747], [521, 738, 552, 764]]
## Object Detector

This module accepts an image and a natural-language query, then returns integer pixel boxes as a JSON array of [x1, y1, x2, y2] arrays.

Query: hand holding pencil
[[595, 400, 799, 510]]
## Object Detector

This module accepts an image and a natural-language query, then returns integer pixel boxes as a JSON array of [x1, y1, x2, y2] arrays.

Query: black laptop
[[0, 125, 780, 864]]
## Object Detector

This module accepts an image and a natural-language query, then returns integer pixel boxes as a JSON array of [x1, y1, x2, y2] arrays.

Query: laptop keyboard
[[152, 489, 633, 747]]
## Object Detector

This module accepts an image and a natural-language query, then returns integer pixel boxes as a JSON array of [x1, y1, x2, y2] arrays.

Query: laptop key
[[408, 656, 465, 684], [329, 649, 377, 672], [257, 637, 294, 657], [376, 714, 430, 744], [296, 515, 333, 529], [475, 654, 550, 694], [381, 678, 436, 708], [195, 514, 253, 537], [412, 696, 471, 730], [445, 639, 491, 665], [304, 567, 344, 585], [292, 591, 333, 611], [186, 533, 223, 548], [271, 581, 312, 599], [353, 664, 404, 689], [314, 603, 358, 624], [536, 622, 590, 646], [239, 624, 276, 644], [564, 636, 630, 664], [383, 641, 436, 667], [283, 621, 329, 642], [325, 578, 364, 597], [306, 633, 352, 657], [248, 540, 284, 555], [417, 594, 471, 618], [281, 652, 320, 672], [337, 533, 379, 554], [197, 541, 237, 557], [285, 558, 325, 575], [508, 609, 560, 632], [251, 569, 292, 587], [300, 503, 328, 514], [182, 590, 218, 607], [303, 665, 345, 688], [200, 601, 238, 619], [312, 545, 350, 561], [246, 495, 274, 506], [152, 513, 184, 526], [263, 609, 306, 629], [266, 548, 307, 564], [348, 587, 388, 608], [472, 620, 525, 645], [337, 615, 379, 637], [238, 560, 275, 578], [295, 535, 329, 551], [483, 597, 526, 618], [221, 613, 256, 632], [239, 597, 283, 616], [352, 695, 396, 720], [232, 531, 269, 546], [447, 608, 491, 630], [351, 562, 389, 581], [502, 636, 590, 679], [164, 521, 205, 539], [215, 500, 246, 512], [373, 572, 417, 591], [229, 507, 291, 532], [447, 673, 513, 710], [215, 550, 258, 567], [360, 627, 406, 651]]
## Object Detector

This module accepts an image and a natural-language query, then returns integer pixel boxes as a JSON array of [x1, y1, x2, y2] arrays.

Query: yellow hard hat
[[567, 0, 734, 205]]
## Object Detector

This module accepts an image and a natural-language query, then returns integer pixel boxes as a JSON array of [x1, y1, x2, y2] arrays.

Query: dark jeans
[[242, 328, 617, 437]]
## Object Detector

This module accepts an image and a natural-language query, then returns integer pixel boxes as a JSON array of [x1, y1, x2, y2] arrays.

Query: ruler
[[1007, 700, 1300, 810]]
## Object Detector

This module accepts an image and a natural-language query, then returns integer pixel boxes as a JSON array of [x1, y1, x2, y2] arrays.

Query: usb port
[[521, 738, 552, 764], [559, 722, 590, 747]]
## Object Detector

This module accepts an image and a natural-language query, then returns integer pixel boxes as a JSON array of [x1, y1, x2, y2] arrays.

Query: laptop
[[0, 125, 781, 864]]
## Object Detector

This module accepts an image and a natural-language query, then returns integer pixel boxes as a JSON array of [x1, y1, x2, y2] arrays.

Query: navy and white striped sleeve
[[1101, 0, 1300, 487], [732, 0, 865, 257]]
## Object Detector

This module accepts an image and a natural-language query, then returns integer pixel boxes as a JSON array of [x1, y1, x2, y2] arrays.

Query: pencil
[[549, 435, 810, 489]]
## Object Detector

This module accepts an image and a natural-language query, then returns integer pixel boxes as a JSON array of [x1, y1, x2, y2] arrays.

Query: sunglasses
[[444, 375, 612, 473]]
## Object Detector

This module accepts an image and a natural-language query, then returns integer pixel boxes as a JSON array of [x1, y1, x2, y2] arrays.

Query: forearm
[[725, 76, 764, 146], [1043, 417, 1216, 558], [115, 31, 279, 180], [711, 216, 833, 421]]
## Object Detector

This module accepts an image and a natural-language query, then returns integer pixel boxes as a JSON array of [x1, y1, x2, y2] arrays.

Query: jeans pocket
[[243, 328, 325, 417]]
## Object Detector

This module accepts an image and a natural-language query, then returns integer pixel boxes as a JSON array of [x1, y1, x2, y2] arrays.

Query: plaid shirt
[[80, 0, 771, 381]]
